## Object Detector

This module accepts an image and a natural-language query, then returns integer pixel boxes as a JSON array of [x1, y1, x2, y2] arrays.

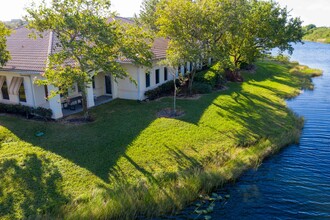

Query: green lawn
[[0, 60, 322, 219]]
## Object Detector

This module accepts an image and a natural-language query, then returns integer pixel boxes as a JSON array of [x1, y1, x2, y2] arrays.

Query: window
[[190, 62, 193, 71], [44, 85, 49, 101], [178, 66, 181, 74], [184, 63, 187, 74], [1, 78, 9, 100], [155, 69, 160, 84], [146, 72, 150, 88], [19, 80, 26, 102], [164, 67, 168, 81], [92, 76, 95, 89]]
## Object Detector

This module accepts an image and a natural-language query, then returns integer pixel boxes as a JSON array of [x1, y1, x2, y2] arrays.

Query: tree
[[156, 0, 212, 95], [138, 0, 161, 32], [0, 22, 11, 67], [26, 0, 153, 119], [214, 0, 303, 80]]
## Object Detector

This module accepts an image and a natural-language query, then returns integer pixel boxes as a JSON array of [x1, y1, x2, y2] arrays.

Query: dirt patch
[[157, 108, 185, 118], [177, 94, 202, 100], [59, 115, 95, 125]]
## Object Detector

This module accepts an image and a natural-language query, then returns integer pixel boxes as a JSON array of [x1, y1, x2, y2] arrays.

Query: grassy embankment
[[0, 60, 322, 219], [303, 27, 330, 43]]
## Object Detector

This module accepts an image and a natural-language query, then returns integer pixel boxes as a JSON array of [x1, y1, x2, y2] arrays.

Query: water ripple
[[212, 42, 330, 219]]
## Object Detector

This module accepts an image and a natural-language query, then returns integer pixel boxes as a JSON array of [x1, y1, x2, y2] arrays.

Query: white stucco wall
[[93, 73, 106, 97], [138, 62, 175, 100], [116, 63, 139, 100]]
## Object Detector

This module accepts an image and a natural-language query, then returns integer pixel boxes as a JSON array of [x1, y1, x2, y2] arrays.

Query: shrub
[[34, 107, 53, 119], [0, 103, 53, 120], [192, 82, 212, 94], [195, 62, 225, 88], [273, 54, 291, 63], [145, 80, 180, 100]]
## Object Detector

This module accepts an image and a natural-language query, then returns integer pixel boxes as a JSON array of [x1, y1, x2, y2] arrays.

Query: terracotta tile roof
[[3, 26, 51, 73], [152, 38, 168, 60], [1, 17, 168, 73], [107, 16, 135, 25]]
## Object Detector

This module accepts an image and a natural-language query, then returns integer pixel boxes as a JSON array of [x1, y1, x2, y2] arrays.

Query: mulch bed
[[156, 108, 185, 118]]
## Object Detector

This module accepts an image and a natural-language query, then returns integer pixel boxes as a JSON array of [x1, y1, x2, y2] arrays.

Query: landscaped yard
[[0, 60, 322, 219]]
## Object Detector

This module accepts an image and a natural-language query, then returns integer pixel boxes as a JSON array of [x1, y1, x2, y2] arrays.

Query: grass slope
[[0, 60, 322, 219], [303, 27, 330, 43]]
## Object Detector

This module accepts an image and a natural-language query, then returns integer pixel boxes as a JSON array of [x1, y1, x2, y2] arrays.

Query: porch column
[[86, 83, 95, 108], [48, 85, 63, 119]]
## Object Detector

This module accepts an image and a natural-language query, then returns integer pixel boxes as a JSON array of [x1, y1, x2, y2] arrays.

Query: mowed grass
[[0, 60, 322, 219]]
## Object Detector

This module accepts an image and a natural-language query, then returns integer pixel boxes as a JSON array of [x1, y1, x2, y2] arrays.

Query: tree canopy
[[0, 22, 11, 67], [141, 0, 303, 82], [26, 0, 153, 119]]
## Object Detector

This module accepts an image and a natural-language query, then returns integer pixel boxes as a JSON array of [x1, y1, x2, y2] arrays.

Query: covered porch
[[62, 95, 113, 117]]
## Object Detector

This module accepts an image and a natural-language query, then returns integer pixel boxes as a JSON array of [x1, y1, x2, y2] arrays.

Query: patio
[[62, 95, 113, 117]]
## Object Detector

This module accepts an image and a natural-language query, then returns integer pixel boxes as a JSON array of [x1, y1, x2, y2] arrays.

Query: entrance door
[[105, 75, 112, 95]]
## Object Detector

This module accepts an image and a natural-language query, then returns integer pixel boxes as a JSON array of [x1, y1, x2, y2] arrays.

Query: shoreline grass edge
[[0, 59, 322, 219]]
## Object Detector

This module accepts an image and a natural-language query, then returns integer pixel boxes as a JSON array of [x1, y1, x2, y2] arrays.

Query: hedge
[[195, 62, 225, 88], [0, 103, 53, 120], [145, 80, 180, 100]]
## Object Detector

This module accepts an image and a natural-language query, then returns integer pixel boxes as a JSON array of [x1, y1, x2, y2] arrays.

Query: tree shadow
[[0, 100, 157, 184], [0, 154, 68, 219]]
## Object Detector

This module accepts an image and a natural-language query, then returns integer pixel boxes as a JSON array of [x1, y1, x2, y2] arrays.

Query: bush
[[145, 80, 180, 100], [0, 103, 53, 120], [273, 54, 291, 63], [192, 82, 212, 94], [195, 62, 225, 88]]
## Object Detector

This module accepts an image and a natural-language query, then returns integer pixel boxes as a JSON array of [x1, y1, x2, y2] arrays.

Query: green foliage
[[303, 27, 330, 43], [4, 19, 26, 29], [26, 0, 153, 118], [138, 0, 161, 32], [0, 22, 11, 67], [195, 63, 225, 88], [192, 82, 212, 94], [145, 80, 180, 100], [273, 54, 291, 63], [0, 103, 52, 119], [303, 24, 317, 33], [155, 0, 216, 94], [0, 60, 319, 219], [216, 0, 303, 71]]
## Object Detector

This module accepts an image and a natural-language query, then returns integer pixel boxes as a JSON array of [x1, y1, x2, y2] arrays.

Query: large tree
[[138, 0, 161, 32], [26, 0, 153, 119], [215, 0, 303, 80], [0, 22, 11, 67], [156, 0, 214, 95]]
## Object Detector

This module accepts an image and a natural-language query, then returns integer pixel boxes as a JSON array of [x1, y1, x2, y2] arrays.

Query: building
[[0, 18, 179, 119]]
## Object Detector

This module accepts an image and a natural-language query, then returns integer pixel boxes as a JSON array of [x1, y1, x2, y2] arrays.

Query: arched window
[[19, 80, 26, 102]]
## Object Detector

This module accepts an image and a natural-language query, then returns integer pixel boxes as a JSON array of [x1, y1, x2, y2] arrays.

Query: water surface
[[213, 42, 330, 219]]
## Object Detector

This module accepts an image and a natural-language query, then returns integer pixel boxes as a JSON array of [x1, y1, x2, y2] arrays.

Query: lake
[[163, 41, 330, 220]]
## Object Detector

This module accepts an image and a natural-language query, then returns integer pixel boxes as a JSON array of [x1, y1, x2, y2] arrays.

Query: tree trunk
[[80, 84, 90, 121], [173, 75, 177, 116], [188, 69, 196, 96]]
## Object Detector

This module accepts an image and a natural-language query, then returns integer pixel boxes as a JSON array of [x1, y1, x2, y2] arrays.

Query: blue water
[[213, 42, 330, 219], [163, 42, 330, 220]]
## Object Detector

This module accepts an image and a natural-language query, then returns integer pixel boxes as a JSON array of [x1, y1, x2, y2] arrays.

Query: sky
[[0, 0, 329, 27]]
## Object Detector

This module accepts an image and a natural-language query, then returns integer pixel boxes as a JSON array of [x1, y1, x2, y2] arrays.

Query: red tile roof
[[3, 27, 51, 73], [1, 17, 168, 73]]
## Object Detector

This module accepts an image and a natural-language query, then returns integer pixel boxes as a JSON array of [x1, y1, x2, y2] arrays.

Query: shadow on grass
[[0, 61, 305, 183], [0, 60, 309, 218], [0, 154, 68, 219]]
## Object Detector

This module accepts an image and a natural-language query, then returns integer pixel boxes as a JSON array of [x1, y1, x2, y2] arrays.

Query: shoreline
[[0, 59, 322, 219]]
